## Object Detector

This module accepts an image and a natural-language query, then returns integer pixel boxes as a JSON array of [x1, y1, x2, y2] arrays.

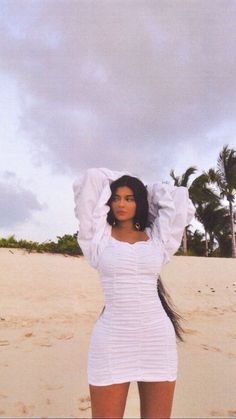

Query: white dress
[[73, 168, 195, 386]]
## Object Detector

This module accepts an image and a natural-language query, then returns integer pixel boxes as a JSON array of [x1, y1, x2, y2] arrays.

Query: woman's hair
[[106, 175, 150, 231], [157, 276, 185, 342]]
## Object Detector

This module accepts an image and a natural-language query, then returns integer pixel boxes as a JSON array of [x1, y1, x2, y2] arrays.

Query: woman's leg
[[89, 381, 130, 418], [137, 380, 176, 418]]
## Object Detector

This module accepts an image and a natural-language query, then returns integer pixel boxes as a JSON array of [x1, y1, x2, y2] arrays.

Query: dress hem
[[88, 375, 177, 386]]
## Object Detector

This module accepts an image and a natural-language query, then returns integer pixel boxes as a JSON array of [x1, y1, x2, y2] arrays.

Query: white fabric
[[73, 168, 195, 385]]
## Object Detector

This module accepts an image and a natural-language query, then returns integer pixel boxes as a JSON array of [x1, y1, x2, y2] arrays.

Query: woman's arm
[[146, 182, 195, 263], [73, 168, 107, 242], [73, 167, 128, 267]]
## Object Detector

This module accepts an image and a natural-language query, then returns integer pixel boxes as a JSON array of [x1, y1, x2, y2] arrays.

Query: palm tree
[[213, 211, 232, 257], [195, 201, 227, 256], [169, 167, 220, 254], [208, 145, 236, 258], [186, 229, 205, 256], [170, 166, 197, 187], [170, 166, 197, 253], [189, 173, 222, 256]]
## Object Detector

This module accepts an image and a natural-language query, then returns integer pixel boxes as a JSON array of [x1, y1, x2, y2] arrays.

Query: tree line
[[173, 144, 236, 258], [0, 234, 82, 256], [1, 144, 235, 257]]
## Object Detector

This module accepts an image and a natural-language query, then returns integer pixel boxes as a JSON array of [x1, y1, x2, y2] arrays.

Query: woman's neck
[[115, 220, 135, 232]]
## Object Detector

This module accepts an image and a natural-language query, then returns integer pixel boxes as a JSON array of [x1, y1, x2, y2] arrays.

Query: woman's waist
[[99, 288, 162, 307], [99, 300, 166, 322]]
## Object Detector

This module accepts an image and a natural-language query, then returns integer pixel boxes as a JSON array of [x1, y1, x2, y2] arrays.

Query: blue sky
[[0, 0, 236, 242]]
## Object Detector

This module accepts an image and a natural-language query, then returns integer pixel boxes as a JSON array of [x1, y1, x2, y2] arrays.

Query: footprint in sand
[[13, 401, 35, 416], [210, 410, 225, 417], [24, 332, 34, 338], [44, 384, 64, 390], [0, 396, 7, 414], [228, 333, 236, 339], [201, 344, 221, 353], [0, 340, 10, 346], [54, 332, 74, 340], [201, 344, 210, 351], [201, 344, 236, 359], [33, 337, 53, 347], [78, 395, 91, 412], [227, 352, 236, 359], [184, 328, 199, 335]]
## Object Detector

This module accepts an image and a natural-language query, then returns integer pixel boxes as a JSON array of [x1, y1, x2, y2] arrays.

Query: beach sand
[[0, 248, 235, 418]]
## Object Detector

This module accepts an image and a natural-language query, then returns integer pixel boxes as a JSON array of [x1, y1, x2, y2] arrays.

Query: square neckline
[[109, 225, 151, 246]]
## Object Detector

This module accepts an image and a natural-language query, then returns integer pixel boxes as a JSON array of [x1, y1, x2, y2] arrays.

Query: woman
[[73, 167, 195, 418]]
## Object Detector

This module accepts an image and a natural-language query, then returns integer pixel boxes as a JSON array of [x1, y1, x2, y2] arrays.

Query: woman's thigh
[[137, 380, 176, 418], [89, 381, 130, 418]]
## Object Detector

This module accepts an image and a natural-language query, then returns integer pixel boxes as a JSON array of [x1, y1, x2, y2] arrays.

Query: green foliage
[[175, 248, 198, 256], [170, 145, 236, 258], [0, 234, 83, 256], [170, 166, 197, 187], [0, 235, 18, 247], [186, 230, 206, 256]]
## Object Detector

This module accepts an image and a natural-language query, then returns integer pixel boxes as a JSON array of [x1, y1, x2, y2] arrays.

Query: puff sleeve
[[72, 168, 128, 268], [146, 182, 195, 264]]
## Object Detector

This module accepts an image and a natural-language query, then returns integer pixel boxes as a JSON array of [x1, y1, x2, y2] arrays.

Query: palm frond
[[181, 166, 197, 186], [169, 169, 180, 186]]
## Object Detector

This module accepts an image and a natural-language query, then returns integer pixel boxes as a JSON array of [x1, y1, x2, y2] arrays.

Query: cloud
[[0, 171, 44, 228], [0, 0, 236, 177]]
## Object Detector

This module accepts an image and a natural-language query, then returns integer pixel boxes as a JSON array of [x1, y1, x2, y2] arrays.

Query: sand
[[0, 248, 236, 418]]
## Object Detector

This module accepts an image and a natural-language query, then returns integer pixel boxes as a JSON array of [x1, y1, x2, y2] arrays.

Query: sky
[[0, 0, 236, 242]]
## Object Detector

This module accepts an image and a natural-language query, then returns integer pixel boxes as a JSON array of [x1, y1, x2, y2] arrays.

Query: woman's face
[[111, 186, 136, 223]]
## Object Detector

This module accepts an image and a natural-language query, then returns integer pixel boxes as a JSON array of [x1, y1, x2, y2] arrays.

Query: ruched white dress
[[73, 168, 195, 386]]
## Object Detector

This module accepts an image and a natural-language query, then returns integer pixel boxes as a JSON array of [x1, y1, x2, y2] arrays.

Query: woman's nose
[[118, 199, 125, 207]]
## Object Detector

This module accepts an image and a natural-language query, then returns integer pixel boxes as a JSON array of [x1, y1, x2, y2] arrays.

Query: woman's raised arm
[[146, 182, 195, 263], [73, 167, 128, 267]]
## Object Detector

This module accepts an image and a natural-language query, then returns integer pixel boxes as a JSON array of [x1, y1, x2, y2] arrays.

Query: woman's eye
[[112, 196, 135, 202]]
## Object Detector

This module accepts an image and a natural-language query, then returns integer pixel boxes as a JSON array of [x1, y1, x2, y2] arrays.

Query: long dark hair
[[157, 276, 185, 342], [103, 174, 185, 342]]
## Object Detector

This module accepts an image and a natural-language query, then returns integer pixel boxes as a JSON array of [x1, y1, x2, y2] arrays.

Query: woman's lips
[[116, 211, 126, 215]]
